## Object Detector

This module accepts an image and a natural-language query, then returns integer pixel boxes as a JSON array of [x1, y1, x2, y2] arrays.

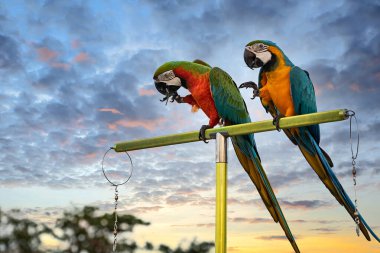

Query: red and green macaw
[[240, 40, 380, 242], [153, 60, 300, 252]]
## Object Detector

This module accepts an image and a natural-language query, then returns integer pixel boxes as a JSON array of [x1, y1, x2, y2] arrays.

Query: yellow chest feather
[[264, 65, 295, 116]]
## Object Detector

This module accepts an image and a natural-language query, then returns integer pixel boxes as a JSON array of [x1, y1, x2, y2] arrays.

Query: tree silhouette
[[55, 206, 149, 253], [0, 209, 54, 253], [0, 206, 214, 253]]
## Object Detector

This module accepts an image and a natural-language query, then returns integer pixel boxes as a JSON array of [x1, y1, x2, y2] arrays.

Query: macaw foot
[[160, 94, 169, 102], [171, 92, 184, 103], [199, 125, 212, 143], [273, 113, 284, 132], [160, 92, 183, 104], [239, 81, 259, 100]]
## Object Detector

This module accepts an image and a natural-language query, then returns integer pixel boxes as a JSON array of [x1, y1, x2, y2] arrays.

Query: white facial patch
[[245, 43, 272, 67], [157, 70, 176, 82], [163, 77, 181, 87], [157, 70, 181, 86], [255, 51, 272, 65]]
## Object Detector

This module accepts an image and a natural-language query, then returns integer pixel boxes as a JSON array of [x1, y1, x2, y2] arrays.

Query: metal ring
[[346, 109, 356, 117], [101, 147, 133, 187]]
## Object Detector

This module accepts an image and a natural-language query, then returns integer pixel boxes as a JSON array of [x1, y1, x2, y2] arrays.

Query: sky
[[1, 0, 380, 252]]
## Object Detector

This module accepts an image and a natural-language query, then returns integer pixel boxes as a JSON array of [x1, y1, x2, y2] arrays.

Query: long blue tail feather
[[307, 131, 380, 242]]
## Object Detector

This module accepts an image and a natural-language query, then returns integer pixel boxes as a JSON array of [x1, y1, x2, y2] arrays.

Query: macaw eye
[[253, 43, 267, 52]]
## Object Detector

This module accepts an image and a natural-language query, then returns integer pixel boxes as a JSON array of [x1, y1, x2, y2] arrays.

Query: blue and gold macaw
[[153, 60, 300, 252], [240, 40, 380, 242]]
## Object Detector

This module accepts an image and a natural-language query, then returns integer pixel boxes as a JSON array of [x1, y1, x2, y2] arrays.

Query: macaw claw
[[273, 113, 284, 132], [239, 81, 259, 100], [160, 92, 184, 104], [171, 92, 184, 103], [199, 125, 212, 143], [160, 95, 169, 102]]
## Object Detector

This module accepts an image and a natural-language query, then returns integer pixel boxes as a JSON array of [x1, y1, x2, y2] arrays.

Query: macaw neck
[[173, 62, 210, 89], [263, 46, 294, 72]]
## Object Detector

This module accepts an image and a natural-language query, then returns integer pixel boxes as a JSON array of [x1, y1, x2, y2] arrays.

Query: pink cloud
[[350, 83, 360, 92], [74, 52, 90, 63], [128, 206, 163, 214], [326, 81, 335, 90], [50, 62, 71, 71], [71, 39, 81, 49], [375, 72, 380, 81], [139, 88, 156, 96], [37, 47, 58, 62], [107, 117, 166, 131], [98, 108, 123, 115], [84, 152, 97, 160], [314, 84, 322, 96]]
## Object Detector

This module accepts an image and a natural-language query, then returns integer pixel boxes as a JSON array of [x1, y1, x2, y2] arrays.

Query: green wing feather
[[209, 67, 300, 253], [193, 59, 212, 68]]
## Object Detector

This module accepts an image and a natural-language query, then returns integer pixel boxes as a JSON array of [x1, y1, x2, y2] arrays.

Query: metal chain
[[113, 186, 119, 252], [101, 148, 134, 252], [347, 110, 360, 236]]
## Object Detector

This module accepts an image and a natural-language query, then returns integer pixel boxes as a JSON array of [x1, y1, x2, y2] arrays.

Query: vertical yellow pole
[[215, 133, 227, 253]]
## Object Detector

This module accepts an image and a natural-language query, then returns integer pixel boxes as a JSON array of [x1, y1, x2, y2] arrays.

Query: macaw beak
[[154, 78, 181, 94], [244, 49, 256, 69], [154, 78, 182, 104], [154, 80, 168, 95], [244, 49, 264, 69]]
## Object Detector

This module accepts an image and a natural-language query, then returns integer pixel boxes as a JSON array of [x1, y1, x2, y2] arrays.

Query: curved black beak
[[244, 49, 256, 69], [154, 80, 167, 95]]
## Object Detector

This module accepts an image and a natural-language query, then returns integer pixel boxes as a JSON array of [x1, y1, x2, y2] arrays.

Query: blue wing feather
[[289, 66, 320, 145], [289, 66, 379, 242]]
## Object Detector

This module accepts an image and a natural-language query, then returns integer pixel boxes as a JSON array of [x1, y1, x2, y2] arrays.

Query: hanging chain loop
[[113, 186, 119, 252], [101, 147, 134, 252], [346, 110, 360, 236]]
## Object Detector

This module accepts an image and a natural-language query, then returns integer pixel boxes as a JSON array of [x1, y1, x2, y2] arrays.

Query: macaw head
[[244, 40, 293, 70], [244, 40, 277, 68], [153, 62, 186, 103]]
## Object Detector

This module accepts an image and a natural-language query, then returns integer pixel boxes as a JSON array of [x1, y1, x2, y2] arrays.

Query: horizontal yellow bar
[[114, 109, 348, 152]]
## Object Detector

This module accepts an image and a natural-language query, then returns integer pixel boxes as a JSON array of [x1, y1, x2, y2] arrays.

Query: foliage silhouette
[[0, 206, 214, 253]]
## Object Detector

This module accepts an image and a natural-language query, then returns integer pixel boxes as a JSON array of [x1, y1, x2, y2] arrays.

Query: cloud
[[107, 117, 166, 131], [36, 47, 59, 62], [280, 200, 331, 210], [291, 219, 346, 224], [50, 62, 71, 70], [73, 52, 90, 63], [310, 227, 339, 234], [139, 88, 156, 96], [256, 235, 288, 241], [127, 206, 163, 214], [98, 108, 124, 115], [0, 34, 20, 70], [170, 223, 214, 228], [229, 217, 273, 224]]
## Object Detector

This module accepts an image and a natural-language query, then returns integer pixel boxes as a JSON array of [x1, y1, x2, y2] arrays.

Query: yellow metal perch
[[113, 109, 349, 253], [114, 109, 348, 152]]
